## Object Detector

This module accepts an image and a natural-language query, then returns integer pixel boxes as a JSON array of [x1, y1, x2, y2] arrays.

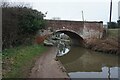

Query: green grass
[[107, 29, 119, 38], [2, 44, 47, 78]]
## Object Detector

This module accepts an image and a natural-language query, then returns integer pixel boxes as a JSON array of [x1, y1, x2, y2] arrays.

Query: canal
[[57, 46, 119, 79]]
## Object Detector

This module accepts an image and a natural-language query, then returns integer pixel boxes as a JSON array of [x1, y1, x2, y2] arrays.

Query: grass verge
[[2, 44, 47, 78], [107, 29, 119, 38]]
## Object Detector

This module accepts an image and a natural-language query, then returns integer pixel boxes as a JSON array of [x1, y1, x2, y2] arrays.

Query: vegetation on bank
[[2, 44, 47, 78], [107, 20, 120, 29], [107, 29, 119, 39], [1, 2, 48, 78], [2, 2, 46, 49], [86, 28, 119, 54]]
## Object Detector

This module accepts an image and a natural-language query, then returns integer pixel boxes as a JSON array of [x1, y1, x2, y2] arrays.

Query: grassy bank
[[2, 44, 47, 78], [107, 29, 119, 38]]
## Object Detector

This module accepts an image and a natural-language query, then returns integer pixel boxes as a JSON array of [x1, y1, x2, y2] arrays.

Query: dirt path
[[29, 47, 69, 78]]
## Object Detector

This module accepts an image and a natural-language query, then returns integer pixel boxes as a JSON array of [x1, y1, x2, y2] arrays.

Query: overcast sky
[[9, 0, 120, 24]]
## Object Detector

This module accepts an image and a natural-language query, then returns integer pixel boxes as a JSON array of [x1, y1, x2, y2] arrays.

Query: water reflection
[[57, 40, 70, 56], [54, 33, 71, 56], [69, 67, 119, 78], [57, 47, 119, 79]]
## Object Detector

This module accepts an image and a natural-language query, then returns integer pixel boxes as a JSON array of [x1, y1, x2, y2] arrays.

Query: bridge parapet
[[46, 19, 103, 40]]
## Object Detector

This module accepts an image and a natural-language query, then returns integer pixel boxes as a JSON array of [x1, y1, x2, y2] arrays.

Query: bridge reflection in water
[[57, 47, 119, 79]]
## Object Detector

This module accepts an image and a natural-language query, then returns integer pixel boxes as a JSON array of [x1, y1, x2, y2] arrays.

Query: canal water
[[57, 46, 119, 79]]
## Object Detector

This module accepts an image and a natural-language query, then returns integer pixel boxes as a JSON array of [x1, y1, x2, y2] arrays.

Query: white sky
[[8, 0, 120, 24]]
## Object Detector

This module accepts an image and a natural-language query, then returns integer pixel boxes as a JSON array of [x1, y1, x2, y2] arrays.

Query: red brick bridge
[[36, 20, 104, 46]]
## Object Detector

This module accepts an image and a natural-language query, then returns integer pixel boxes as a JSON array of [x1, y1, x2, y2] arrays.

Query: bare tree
[[1, 0, 10, 8], [52, 17, 61, 20]]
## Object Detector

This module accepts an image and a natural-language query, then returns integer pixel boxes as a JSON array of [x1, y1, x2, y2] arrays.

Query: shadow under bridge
[[54, 29, 84, 46]]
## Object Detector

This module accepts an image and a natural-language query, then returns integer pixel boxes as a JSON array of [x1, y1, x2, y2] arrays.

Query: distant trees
[[52, 17, 61, 20], [107, 21, 120, 29], [117, 20, 120, 27]]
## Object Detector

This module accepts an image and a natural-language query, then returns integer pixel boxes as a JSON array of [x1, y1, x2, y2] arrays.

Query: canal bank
[[85, 38, 119, 55], [2, 44, 46, 78], [28, 44, 119, 79], [29, 47, 69, 78], [85, 29, 119, 55]]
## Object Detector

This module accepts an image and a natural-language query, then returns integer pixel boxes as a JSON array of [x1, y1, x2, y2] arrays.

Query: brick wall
[[46, 20, 84, 33], [46, 20, 103, 39]]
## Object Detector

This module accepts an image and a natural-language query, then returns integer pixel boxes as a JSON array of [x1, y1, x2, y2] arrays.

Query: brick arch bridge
[[36, 20, 104, 46], [46, 20, 104, 39]]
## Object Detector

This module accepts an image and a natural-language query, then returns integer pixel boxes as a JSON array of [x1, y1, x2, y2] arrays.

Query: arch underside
[[55, 30, 84, 46]]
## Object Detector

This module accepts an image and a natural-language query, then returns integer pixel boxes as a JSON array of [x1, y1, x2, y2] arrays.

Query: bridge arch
[[53, 29, 84, 46]]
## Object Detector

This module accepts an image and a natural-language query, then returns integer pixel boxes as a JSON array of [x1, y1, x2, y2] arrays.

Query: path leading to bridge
[[29, 47, 69, 78]]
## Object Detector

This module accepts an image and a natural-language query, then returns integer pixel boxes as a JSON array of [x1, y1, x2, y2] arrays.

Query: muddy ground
[[29, 47, 69, 78]]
